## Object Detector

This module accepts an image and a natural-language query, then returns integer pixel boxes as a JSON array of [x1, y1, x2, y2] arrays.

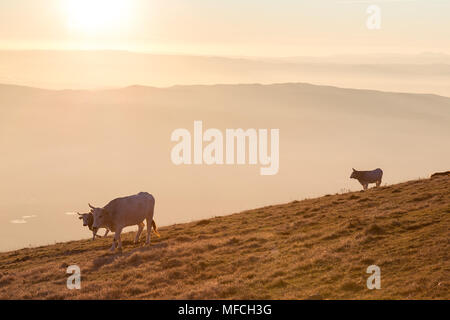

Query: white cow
[[90, 192, 160, 252], [350, 168, 383, 190]]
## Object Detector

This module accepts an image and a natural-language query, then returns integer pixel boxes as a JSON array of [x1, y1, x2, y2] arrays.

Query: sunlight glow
[[64, 0, 130, 34]]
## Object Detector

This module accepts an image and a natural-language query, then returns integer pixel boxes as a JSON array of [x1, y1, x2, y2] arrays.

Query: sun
[[64, 0, 130, 34]]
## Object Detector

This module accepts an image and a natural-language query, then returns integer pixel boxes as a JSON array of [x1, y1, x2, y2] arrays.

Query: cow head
[[350, 168, 358, 179], [89, 203, 108, 231], [77, 212, 93, 227]]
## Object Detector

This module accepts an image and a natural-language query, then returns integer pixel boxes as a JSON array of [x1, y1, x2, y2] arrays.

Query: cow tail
[[152, 220, 161, 238]]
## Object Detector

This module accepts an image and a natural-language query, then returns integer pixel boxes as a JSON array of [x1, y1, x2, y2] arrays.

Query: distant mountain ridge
[[2, 81, 450, 99], [0, 50, 449, 96]]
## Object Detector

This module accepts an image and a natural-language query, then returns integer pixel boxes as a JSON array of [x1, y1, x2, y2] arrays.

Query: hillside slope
[[0, 174, 448, 299]]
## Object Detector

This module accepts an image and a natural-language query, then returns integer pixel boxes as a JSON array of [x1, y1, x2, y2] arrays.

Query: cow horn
[[77, 212, 82, 216], [88, 203, 95, 210]]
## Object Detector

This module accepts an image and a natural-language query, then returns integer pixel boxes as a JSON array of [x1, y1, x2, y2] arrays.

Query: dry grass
[[0, 175, 449, 300]]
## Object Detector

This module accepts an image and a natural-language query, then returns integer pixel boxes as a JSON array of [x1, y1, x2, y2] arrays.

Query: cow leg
[[115, 227, 123, 252], [110, 236, 116, 252], [104, 229, 109, 237], [134, 222, 144, 244], [145, 218, 152, 245], [363, 183, 368, 190], [376, 180, 381, 187]]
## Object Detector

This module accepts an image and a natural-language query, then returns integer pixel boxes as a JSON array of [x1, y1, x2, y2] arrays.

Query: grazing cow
[[350, 168, 383, 190], [77, 212, 110, 240], [89, 192, 160, 252]]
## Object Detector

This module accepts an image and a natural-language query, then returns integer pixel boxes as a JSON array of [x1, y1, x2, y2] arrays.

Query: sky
[[0, 0, 449, 56]]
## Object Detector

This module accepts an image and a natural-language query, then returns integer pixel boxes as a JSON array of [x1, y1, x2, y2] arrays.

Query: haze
[[0, 0, 449, 251], [1, 83, 449, 251]]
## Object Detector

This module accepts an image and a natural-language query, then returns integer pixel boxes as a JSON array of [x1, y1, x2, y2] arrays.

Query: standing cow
[[90, 192, 160, 252], [350, 168, 383, 190]]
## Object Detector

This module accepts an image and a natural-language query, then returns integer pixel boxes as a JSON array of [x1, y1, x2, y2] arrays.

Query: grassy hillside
[[0, 174, 448, 300]]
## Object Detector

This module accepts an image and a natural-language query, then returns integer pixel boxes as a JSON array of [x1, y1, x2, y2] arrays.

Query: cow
[[350, 168, 383, 190], [77, 212, 110, 240], [89, 192, 160, 252]]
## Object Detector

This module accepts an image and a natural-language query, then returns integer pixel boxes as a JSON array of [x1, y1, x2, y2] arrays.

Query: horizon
[[2, 80, 450, 98], [1, 49, 450, 95]]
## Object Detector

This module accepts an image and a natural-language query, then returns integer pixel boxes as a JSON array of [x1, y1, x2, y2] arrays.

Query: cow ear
[[78, 216, 83, 220], [352, 168, 356, 172]]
